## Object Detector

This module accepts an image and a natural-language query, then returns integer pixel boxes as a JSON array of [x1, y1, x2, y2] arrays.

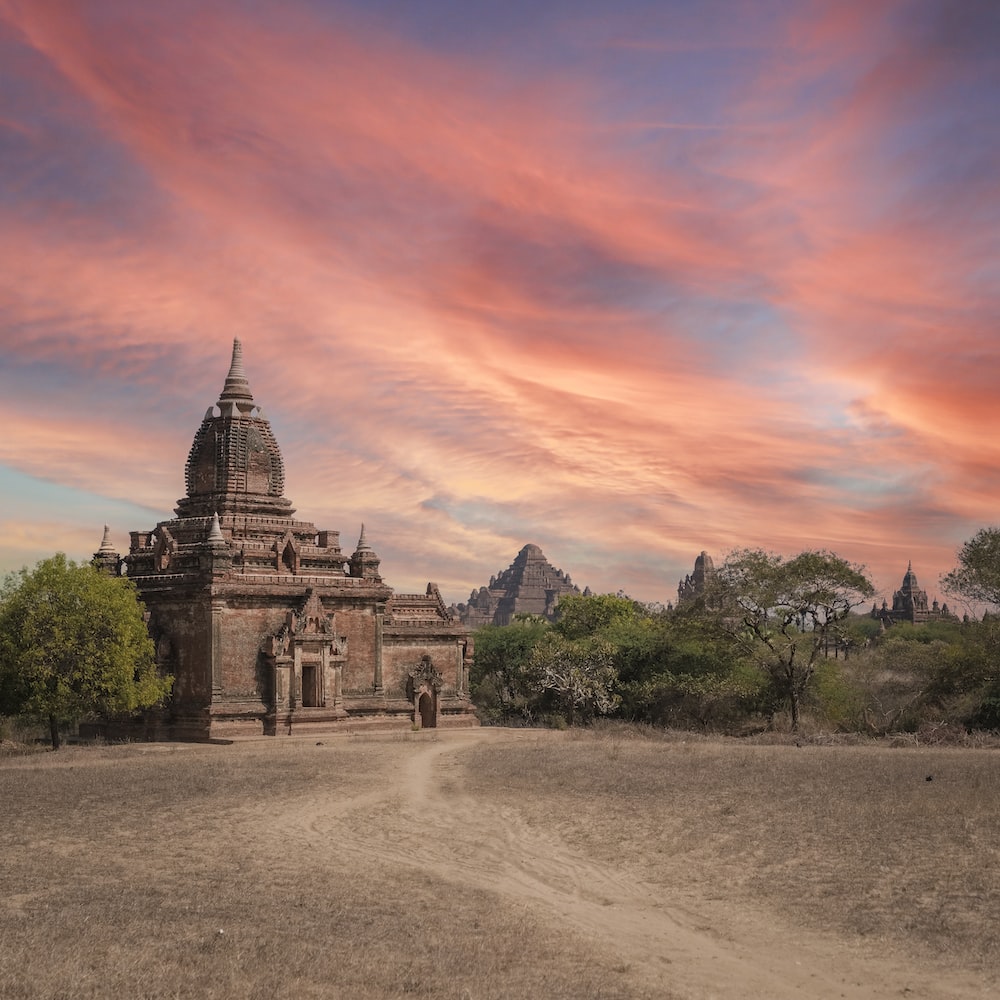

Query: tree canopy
[[527, 631, 620, 725], [470, 615, 550, 723], [0, 554, 171, 748], [943, 527, 1000, 609], [552, 592, 642, 640], [707, 549, 875, 731], [471, 592, 759, 729]]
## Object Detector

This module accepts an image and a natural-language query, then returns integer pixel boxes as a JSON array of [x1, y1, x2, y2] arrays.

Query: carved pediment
[[406, 655, 443, 699], [264, 590, 347, 660], [153, 527, 177, 572], [296, 590, 331, 635]]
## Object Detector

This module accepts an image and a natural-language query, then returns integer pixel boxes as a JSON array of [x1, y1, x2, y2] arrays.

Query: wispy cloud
[[0, 0, 995, 604]]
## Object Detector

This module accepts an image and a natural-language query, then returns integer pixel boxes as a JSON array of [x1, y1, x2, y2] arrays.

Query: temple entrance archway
[[407, 656, 443, 730]]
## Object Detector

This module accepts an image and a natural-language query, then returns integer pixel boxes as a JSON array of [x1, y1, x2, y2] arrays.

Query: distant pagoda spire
[[98, 524, 116, 554], [92, 525, 120, 575]]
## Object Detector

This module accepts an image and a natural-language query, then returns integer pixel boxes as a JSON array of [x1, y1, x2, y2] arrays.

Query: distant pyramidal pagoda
[[94, 340, 475, 739], [453, 543, 587, 627]]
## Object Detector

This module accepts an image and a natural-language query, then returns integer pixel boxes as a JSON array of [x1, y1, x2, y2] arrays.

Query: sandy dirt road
[[266, 728, 990, 1000]]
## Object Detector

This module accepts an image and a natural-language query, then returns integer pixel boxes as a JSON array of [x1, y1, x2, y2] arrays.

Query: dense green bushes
[[472, 593, 766, 730], [471, 543, 1000, 735]]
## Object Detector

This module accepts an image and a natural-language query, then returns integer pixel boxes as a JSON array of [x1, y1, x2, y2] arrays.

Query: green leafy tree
[[470, 616, 549, 723], [943, 527, 1000, 609], [922, 618, 1000, 730], [834, 629, 950, 734], [553, 592, 642, 640], [706, 549, 875, 732], [0, 554, 171, 749], [940, 528, 1000, 727], [527, 632, 620, 725], [607, 609, 760, 728]]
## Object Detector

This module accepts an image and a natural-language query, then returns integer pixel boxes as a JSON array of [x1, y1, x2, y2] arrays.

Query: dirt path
[[268, 729, 990, 999]]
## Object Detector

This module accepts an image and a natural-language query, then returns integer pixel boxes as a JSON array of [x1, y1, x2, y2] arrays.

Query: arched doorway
[[407, 656, 443, 730], [418, 692, 436, 728]]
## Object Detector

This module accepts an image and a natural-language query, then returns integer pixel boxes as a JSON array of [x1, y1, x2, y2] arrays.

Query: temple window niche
[[278, 532, 299, 574]]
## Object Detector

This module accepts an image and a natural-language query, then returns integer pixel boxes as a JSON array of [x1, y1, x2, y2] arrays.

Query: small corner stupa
[[118, 340, 475, 739]]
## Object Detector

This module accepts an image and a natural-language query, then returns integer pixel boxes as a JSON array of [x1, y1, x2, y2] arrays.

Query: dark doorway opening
[[418, 692, 436, 728], [302, 664, 319, 707]]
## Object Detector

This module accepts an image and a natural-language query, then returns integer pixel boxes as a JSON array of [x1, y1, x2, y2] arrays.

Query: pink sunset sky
[[1, 0, 998, 609]]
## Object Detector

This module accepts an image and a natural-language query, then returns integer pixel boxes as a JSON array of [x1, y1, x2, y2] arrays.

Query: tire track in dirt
[[262, 730, 991, 1000]]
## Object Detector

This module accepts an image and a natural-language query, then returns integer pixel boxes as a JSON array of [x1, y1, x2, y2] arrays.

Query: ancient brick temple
[[676, 551, 716, 606], [453, 543, 584, 627], [871, 561, 957, 627], [108, 340, 475, 739]]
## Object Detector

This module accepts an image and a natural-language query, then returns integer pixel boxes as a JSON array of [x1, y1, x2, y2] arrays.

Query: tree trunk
[[48, 714, 61, 751], [789, 688, 800, 733]]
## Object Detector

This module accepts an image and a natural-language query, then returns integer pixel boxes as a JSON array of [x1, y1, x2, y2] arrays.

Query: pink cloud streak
[[0, 0, 994, 605]]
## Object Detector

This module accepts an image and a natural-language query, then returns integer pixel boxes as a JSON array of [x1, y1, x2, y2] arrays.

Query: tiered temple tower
[[120, 340, 474, 739], [677, 551, 716, 606], [454, 543, 583, 627]]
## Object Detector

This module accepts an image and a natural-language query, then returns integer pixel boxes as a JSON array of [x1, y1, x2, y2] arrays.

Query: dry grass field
[[1, 726, 997, 999]]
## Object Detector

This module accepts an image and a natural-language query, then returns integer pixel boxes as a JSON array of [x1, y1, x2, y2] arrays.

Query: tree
[[470, 616, 549, 723], [553, 592, 642, 640], [943, 527, 1000, 609], [0, 554, 171, 749], [938, 528, 1000, 728], [840, 629, 952, 735], [604, 607, 761, 729], [707, 549, 875, 732], [527, 632, 620, 725], [925, 617, 1000, 730]]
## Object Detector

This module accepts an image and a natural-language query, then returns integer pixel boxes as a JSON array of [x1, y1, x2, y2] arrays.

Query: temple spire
[[177, 340, 292, 519], [350, 523, 381, 581], [356, 523, 371, 551], [98, 524, 116, 554], [92, 525, 120, 575], [219, 338, 254, 403]]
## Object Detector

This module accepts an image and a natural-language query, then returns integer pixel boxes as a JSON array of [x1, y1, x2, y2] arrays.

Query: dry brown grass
[[461, 726, 1000, 972], [0, 737, 649, 1000], [2, 728, 998, 999]]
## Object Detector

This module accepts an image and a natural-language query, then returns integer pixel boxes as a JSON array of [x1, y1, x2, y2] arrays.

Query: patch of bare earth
[[1, 728, 997, 998]]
